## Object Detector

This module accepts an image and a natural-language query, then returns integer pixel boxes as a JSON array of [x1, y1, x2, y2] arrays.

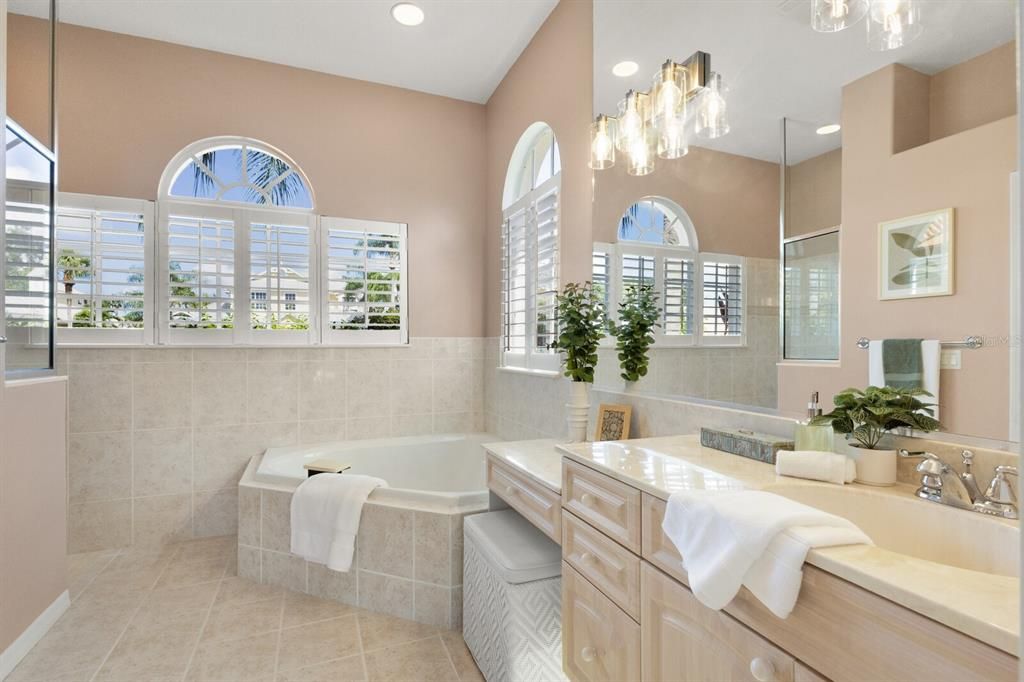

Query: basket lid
[[464, 510, 561, 584]]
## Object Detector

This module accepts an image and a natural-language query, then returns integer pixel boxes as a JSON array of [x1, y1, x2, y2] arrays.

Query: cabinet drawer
[[641, 562, 796, 682], [487, 455, 561, 544], [562, 562, 641, 682], [641, 493, 687, 584], [563, 511, 641, 620], [562, 459, 641, 552]]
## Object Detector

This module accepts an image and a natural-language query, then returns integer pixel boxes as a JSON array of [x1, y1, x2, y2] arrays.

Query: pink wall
[[0, 380, 68, 653], [779, 61, 1018, 440], [9, 15, 488, 338], [592, 146, 779, 258], [484, 0, 593, 337]]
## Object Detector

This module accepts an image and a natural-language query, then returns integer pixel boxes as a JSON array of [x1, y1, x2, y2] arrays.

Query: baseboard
[[0, 590, 70, 680]]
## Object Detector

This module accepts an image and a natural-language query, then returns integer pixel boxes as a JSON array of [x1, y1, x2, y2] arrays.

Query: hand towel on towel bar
[[290, 473, 387, 572], [868, 339, 940, 420], [662, 490, 872, 618], [776, 451, 856, 485]]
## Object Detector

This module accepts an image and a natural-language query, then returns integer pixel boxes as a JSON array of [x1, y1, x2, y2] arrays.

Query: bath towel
[[775, 451, 856, 485], [290, 473, 387, 572], [868, 339, 940, 419], [662, 489, 872, 618]]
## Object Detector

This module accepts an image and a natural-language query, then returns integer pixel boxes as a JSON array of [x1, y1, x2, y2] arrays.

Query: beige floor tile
[[363, 636, 459, 682], [282, 590, 358, 629], [202, 595, 285, 643], [142, 579, 222, 616], [358, 611, 437, 653], [215, 576, 285, 608], [10, 609, 126, 679], [174, 535, 237, 563], [440, 632, 484, 682], [185, 630, 279, 682], [276, 654, 367, 682], [156, 556, 230, 589], [276, 615, 361, 672], [5, 665, 98, 682]]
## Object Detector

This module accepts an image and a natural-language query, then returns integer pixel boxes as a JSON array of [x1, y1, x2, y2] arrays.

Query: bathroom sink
[[763, 482, 1020, 578]]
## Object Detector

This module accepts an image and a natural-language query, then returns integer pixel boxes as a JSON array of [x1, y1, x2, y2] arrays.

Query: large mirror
[[592, 0, 1018, 443]]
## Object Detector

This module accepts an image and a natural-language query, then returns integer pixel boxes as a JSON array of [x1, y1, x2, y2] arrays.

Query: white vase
[[566, 381, 591, 442], [837, 439, 897, 486]]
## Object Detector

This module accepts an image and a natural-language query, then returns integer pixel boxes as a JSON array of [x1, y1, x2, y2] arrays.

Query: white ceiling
[[8, 0, 558, 104], [594, 0, 1016, 163]]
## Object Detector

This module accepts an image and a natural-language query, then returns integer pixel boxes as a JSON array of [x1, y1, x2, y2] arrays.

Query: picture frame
[[594, 403, 632, 441], [878, 208, 955, 300]]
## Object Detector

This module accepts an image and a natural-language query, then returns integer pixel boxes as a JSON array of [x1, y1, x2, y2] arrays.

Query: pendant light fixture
[[811, 0, 868, 32], [589, 51, 725, 175], [867, 0, 922, 51]]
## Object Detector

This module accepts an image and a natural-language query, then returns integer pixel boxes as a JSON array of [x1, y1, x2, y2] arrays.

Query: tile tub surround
[[60, 339, 487, 553], [238, 466, 482, 629], [10, 536, 483, 682]]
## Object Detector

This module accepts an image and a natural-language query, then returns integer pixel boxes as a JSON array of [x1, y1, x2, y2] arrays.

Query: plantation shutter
[[701, 255, 744, 343], [591, 248, 610, 310], [54, 194, 154, 344], [533, 180, 559, 354], [321, 217, 407, 345], [663, 256, 695, 336], [3, 185, 51, 337], [502, 203, 528, 358], [248, 210, 317, 343]]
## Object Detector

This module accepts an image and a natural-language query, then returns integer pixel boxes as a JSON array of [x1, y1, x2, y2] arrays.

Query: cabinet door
[[562, 562, 641, 682], [641, 563, 796, 682]]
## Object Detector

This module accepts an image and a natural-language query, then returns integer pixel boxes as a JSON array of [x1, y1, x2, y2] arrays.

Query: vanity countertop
[[484, 434, 1018, 656]]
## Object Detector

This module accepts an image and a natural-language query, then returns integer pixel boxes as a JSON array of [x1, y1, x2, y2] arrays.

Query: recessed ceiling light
[[612, 61, 639, 78], [816, 123, 841, 135], [391, 3, 424, 26]]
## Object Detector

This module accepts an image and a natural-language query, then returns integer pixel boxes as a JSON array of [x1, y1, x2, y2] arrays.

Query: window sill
[[776, 359, 841, 368], [497, 366, 562, 379], [54, 342, 412, 350]]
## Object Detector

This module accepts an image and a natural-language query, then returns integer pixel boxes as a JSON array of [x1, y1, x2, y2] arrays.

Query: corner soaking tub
[[252, 432, 494, 511]]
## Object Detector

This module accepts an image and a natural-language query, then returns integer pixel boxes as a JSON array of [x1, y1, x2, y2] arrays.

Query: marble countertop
[[491, 435, 1018, 656]]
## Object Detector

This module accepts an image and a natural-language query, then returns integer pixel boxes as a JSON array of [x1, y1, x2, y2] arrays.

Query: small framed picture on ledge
[[595, 403, 632, 441]]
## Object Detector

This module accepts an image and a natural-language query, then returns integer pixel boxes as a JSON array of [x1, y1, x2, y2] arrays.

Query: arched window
[[501, 124, 561, 371], [595, 196, 744, 346]]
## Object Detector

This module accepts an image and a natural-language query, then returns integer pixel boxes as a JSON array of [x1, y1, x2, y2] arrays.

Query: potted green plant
[[608, 284, 660, 383], [811, 386, 941, 486], [552, 282, 606, 441]]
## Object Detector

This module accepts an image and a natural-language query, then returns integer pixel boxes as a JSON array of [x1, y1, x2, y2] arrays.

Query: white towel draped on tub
[[290, 473, 387, 572], [662, 490, 871, 618]]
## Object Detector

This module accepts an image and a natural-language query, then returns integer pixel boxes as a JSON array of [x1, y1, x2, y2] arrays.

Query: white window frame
[[55, 192, 156, 345], [320, 216, 408, 346], [501, 173, 560, 372], [595, 242, 745, 348]]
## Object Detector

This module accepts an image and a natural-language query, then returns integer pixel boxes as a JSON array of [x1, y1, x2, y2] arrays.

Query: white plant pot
[[837, 439, 897, 486], [566, 381, 591, 442]]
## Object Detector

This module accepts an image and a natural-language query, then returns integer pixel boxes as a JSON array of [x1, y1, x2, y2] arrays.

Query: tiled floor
[[9, 536, 484, 682]]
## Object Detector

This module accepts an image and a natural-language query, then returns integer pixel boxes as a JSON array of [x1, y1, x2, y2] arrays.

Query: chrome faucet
[[898, 450, 1018, 520]]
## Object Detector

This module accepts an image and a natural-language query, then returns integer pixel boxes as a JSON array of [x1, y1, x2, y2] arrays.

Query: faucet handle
[[994, 465, 1018, 477], [899, 449, 939, 460], [985, 465, 1018, 506], [961, 450, 975, 468]]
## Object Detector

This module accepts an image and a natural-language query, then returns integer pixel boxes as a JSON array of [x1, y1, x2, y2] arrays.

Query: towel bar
[[855, 336, 983, 350]]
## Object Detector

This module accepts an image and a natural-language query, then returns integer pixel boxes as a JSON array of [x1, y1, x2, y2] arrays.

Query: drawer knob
[[750, 657, 775, 682], [579, 552, 595, 565], [505, 485, 516, 496], [580, 493, 597, 507], [580, 646, 598, 663]]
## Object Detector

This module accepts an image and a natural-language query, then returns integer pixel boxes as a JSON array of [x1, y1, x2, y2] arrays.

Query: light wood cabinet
[[562, 562, 641, 682], [563, 510, 641, 619], [563, 458, 641, 552], [487, 454, 561, 543], [794, 663, 829, 682], [641, 493, 687, 585], [642, 563, 796, 682]]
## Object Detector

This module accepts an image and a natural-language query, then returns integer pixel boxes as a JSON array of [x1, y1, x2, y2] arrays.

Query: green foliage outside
[[810, 386, 942, 449], [553, 282, 605, 383], [608, 284, 661, 383]]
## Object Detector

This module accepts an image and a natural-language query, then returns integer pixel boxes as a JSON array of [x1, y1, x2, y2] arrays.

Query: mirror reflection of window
[[783, 230, 840, 361]]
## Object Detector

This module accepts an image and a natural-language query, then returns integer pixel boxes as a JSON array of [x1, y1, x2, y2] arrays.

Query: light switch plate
[[940, 349, 962, 370]]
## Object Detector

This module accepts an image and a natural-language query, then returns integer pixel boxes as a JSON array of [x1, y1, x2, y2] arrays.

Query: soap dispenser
[[794, 392, 834, 452]]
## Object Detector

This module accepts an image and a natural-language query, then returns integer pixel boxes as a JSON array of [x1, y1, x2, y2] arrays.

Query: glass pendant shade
[[626, 134, 655, 176], [811, 0, 868, 32], [589, 115, 617, 170], [616, 90, 649, 153], [696, 72, 730, 140], [867, 0, 922, 51], [652, 62, 689, 159]]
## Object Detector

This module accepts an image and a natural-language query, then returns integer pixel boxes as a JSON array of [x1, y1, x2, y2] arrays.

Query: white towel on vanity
[[867, 339, 941, 420], [775, 451, 856, 485], [290, 473, 387, 572], [662, 490, 872, 618]]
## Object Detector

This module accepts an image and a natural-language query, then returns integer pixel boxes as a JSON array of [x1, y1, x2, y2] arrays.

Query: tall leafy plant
[[553, 282, 606, 382], [609, 284, 660, 382], [810, 386, 941, 449]]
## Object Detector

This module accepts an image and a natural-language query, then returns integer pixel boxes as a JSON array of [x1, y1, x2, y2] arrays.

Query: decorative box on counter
[[699, 427, 794, 465]]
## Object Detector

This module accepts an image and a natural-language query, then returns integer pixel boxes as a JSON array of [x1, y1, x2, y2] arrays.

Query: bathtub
[[252, 432, 494, 511], [239, 432, 499, 628]]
